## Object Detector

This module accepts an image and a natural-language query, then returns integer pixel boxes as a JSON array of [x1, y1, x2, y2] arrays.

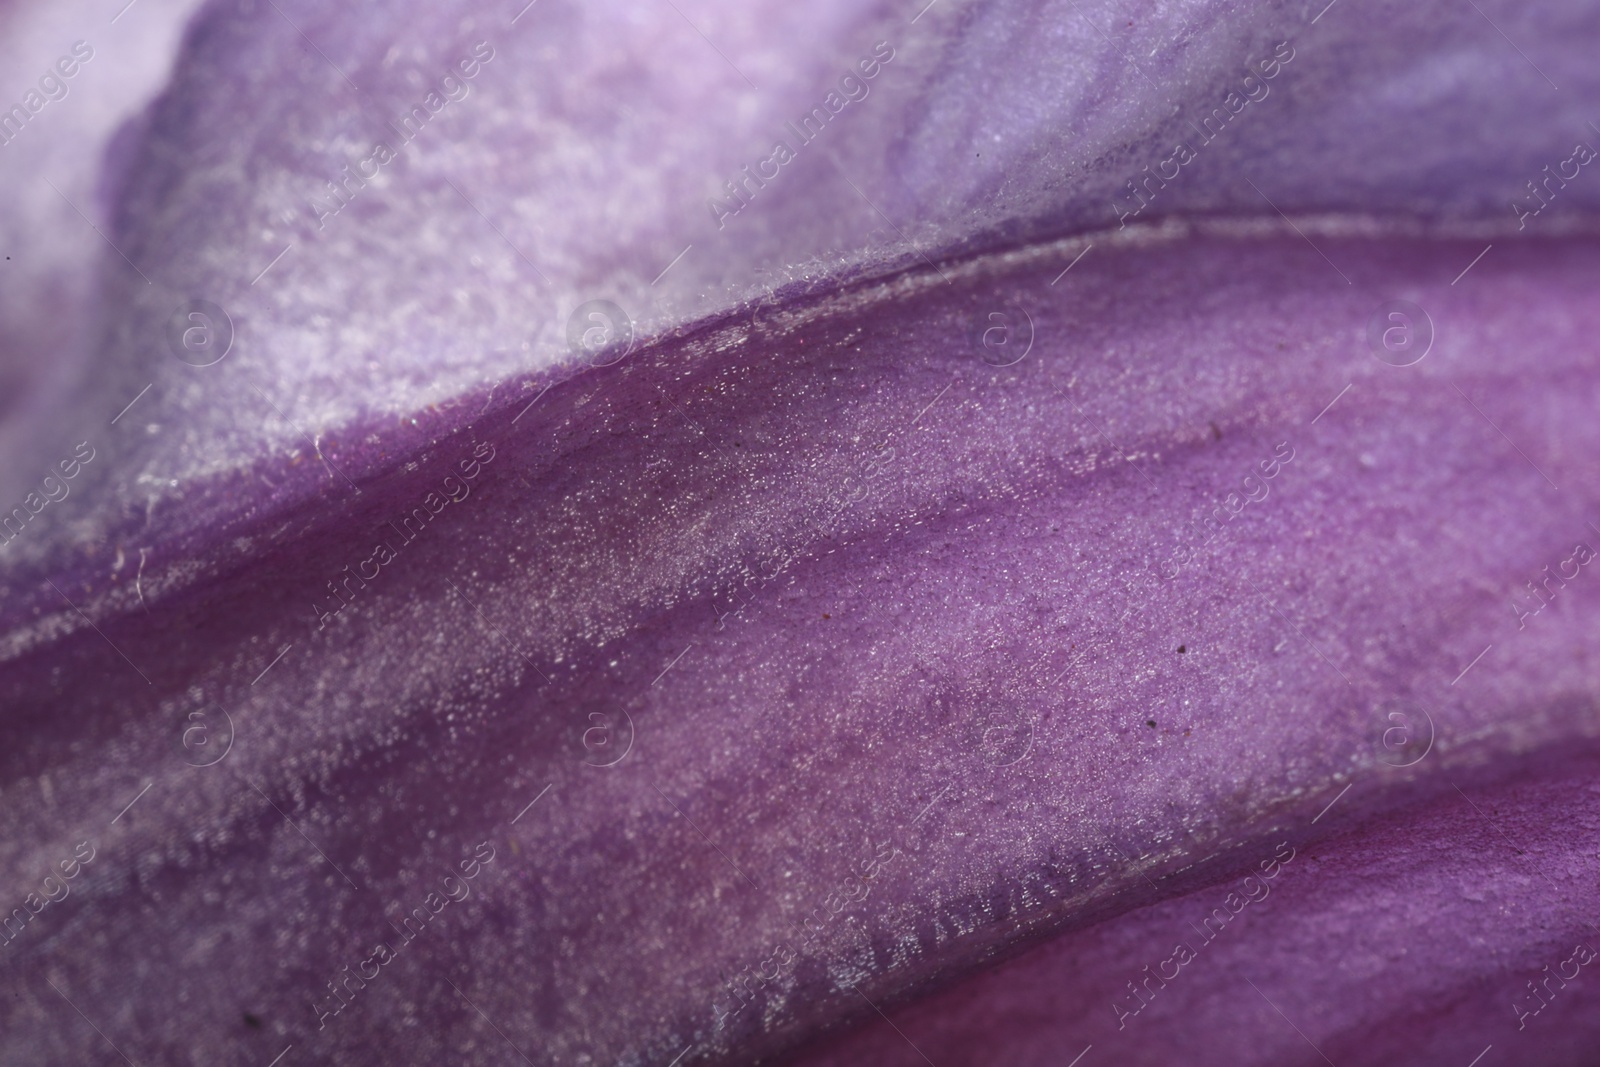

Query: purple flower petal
[[1, 1, 1598, 1065]]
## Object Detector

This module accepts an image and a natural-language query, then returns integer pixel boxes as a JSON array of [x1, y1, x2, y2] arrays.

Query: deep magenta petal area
[[1, 228, 1597, 1065]]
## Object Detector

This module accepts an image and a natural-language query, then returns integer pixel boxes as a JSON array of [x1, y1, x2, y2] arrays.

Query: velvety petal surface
[[0, 1, 1597, 1066]]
